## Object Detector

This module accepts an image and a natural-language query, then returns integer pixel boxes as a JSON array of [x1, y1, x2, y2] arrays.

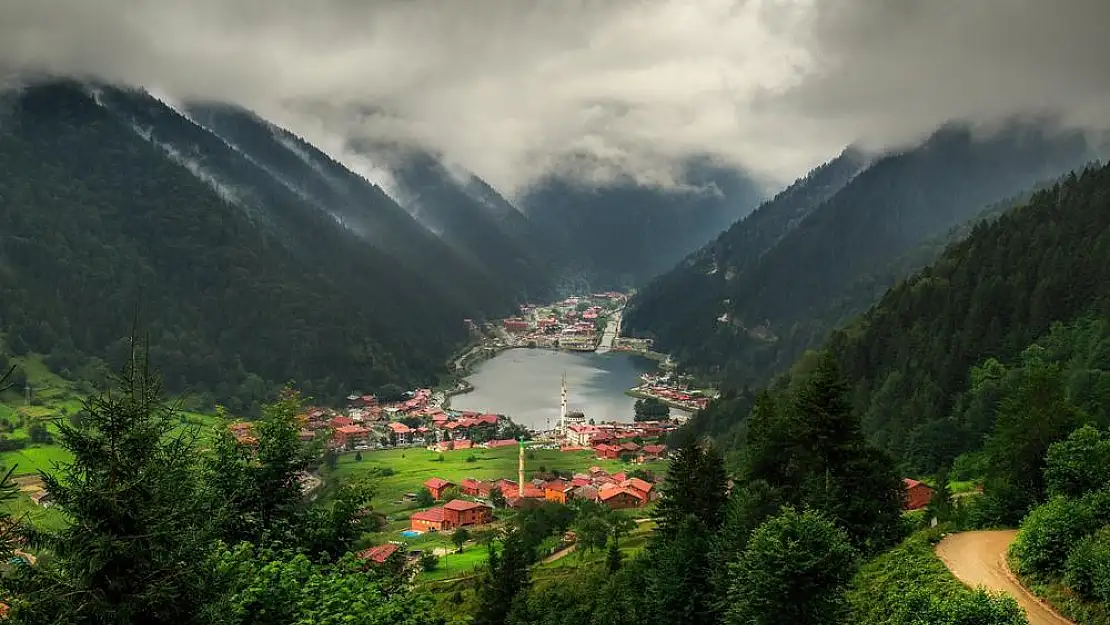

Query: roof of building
[[611, 472, 628, 482], [904, 478, 931, 490], [486, 439, 519, 448], [544, 479, 572, 493], [387, 422, 412, 433], [599, 487, 644, 502], [335, 425, 368, 434], [624, 478, 654, 494], [425, 477, 453, 489], [444, 499, 489, 512], [358, 543, 400, 564], [570, 485, 599, 501], [411, 507, 446, 522], [330, 416, 354, 427]]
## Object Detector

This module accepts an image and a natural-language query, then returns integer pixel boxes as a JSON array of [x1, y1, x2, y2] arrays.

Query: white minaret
[[559, 372, 568, 437]]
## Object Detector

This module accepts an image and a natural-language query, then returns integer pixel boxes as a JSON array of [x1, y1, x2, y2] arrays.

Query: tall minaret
[[559, 372, 568, 437], [518, 438, 525, 495]]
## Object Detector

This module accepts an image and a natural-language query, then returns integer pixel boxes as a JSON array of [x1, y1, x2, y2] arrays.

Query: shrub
[[419, 552, 439, 572], [465, 454, 477, 463], [1011, 494, 1104, 576], [1064, 526, 1110, 602]]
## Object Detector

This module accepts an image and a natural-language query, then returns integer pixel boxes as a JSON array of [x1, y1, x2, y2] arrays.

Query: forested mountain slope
[[179, 102, 532, 312], [700, 161, 1110, 475], [0, 82, 480, 411], [627, 121, 1098, 389], [623, 147, 868, 358], [520, 158, 765, 290], [355, 147, 555, 301]]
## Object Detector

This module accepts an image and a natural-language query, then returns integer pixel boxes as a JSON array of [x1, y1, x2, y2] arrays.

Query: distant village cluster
[[500, 293, 625, 351], [631, 372, 718, 412], [229, 388, 521, 451]]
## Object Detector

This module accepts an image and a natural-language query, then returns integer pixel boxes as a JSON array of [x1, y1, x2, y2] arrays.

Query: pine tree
[[8, 346, 214, 624], [654, 432, 728, 537], [474, 530, 532, 625], [606, 532, 623, 573]]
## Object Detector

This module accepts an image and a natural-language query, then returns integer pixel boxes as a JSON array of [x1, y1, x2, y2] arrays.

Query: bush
[[1065, 526, 1110, 602], [419, 552, 439, 572], [465, 454, 477, 463], [1011, 493, 1106, 576]]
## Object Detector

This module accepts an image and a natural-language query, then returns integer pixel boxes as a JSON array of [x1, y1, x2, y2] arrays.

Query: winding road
[[935, 530, 1073, 625]]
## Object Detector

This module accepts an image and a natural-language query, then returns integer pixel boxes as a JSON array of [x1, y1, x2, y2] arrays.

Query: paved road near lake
[[935, 530, 1073, 625]]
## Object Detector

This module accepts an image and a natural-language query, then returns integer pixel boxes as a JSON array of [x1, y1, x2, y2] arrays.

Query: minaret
[[559, 372, 568, 437], [518, 438, 525, 495]]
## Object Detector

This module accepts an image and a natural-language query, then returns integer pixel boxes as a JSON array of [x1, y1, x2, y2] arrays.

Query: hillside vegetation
[[626, 122, 1099, 391]]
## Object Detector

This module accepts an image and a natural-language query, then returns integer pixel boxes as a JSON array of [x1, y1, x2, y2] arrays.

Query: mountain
[[625, 121, 1100, 389], [0, 81, 514, 412], [698, 160, 1110, 475], [518, 158, 766, 290], [345, 144, 555, 301], [623, 147, 869, 362], [177, 102, 538, 312]]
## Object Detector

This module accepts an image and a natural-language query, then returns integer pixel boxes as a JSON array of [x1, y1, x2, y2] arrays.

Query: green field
[[0, 354, 228, 525], [333, 445, 639, 514]]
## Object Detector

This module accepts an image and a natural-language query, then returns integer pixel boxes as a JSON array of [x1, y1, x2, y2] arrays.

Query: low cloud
[[2, 0, 1109, 195]]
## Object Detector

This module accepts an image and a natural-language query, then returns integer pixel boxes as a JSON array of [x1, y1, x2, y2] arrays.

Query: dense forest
[[0, 81, 556, 412], [625, 121, 1100, 391]]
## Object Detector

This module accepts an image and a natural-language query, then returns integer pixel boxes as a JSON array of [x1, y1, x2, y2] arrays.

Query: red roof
[[425, 477, 453, 490], [611, 472, 628, 482], [904, 478, 930, 490], [358, 543, 400, 564], [444, 499, 488, 512], [330, 416, 354, 428], [411, 507, 446, 522], [619, 442, 640, 451], [571, 477, 591, 487], [544, 479, 572, 493], [387, 422, 412, 434], [642, 444, 667, 454], [624, 478, 654, 494], [486, 439, 519, 448], [335, 425, 368, 435], [599, 487, 645, 502]]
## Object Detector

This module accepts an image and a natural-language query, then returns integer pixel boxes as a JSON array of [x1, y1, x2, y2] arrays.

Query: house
[[569, 485, 599, 502], [903, 479, 935, 511], [622, 478, 654, 501], [410, 507, 449, 531], [640, 444, 667, 461], [593, 444, 622, 460], [503, 319, 530, 333], [460, 478, 494, 498], [424, 477, 454, 501], [333, 425, 369, 448], [330, 416, 354, 428], [388, 422, 412, 445], [357, 543, 400, 566], [599, 485, 645, 510], [611, 472, 628, 483], [443, 499, 493, 527], [544, 479, 573, 504]]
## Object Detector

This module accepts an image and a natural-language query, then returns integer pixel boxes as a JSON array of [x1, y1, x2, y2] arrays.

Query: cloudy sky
[[3, 0, 1109, 194]]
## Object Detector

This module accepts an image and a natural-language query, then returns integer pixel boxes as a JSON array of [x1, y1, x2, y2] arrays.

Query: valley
[[1, 20, 1110, 622]]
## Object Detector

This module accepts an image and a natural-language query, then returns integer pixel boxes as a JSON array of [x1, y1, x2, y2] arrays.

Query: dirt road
[[935, 530, 1073, 625]]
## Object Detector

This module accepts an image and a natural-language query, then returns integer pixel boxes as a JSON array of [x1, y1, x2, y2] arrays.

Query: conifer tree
[[474, 530, 532, 625], [7, 344, 214, 625]]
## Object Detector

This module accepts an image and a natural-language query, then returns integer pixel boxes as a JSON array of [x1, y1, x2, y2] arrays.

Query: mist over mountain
[[0, 81, 546, 410], [521, 158, 765, 289], [625, 119, 1103, 388]]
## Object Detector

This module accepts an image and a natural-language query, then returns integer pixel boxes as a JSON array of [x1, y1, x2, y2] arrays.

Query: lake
[[450, 348, 660, 430]]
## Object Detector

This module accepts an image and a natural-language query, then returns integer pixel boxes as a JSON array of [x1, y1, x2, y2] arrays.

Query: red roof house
[[330, 416, 354, 428], [443, 499, 493, 527], [424, 477, 454, 501], [599, 485, 645, 510], [903, 478, 935, 511], [357, 543, 400, 565], [460, 478, 494, 498], [410, 507, 449, 531]]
